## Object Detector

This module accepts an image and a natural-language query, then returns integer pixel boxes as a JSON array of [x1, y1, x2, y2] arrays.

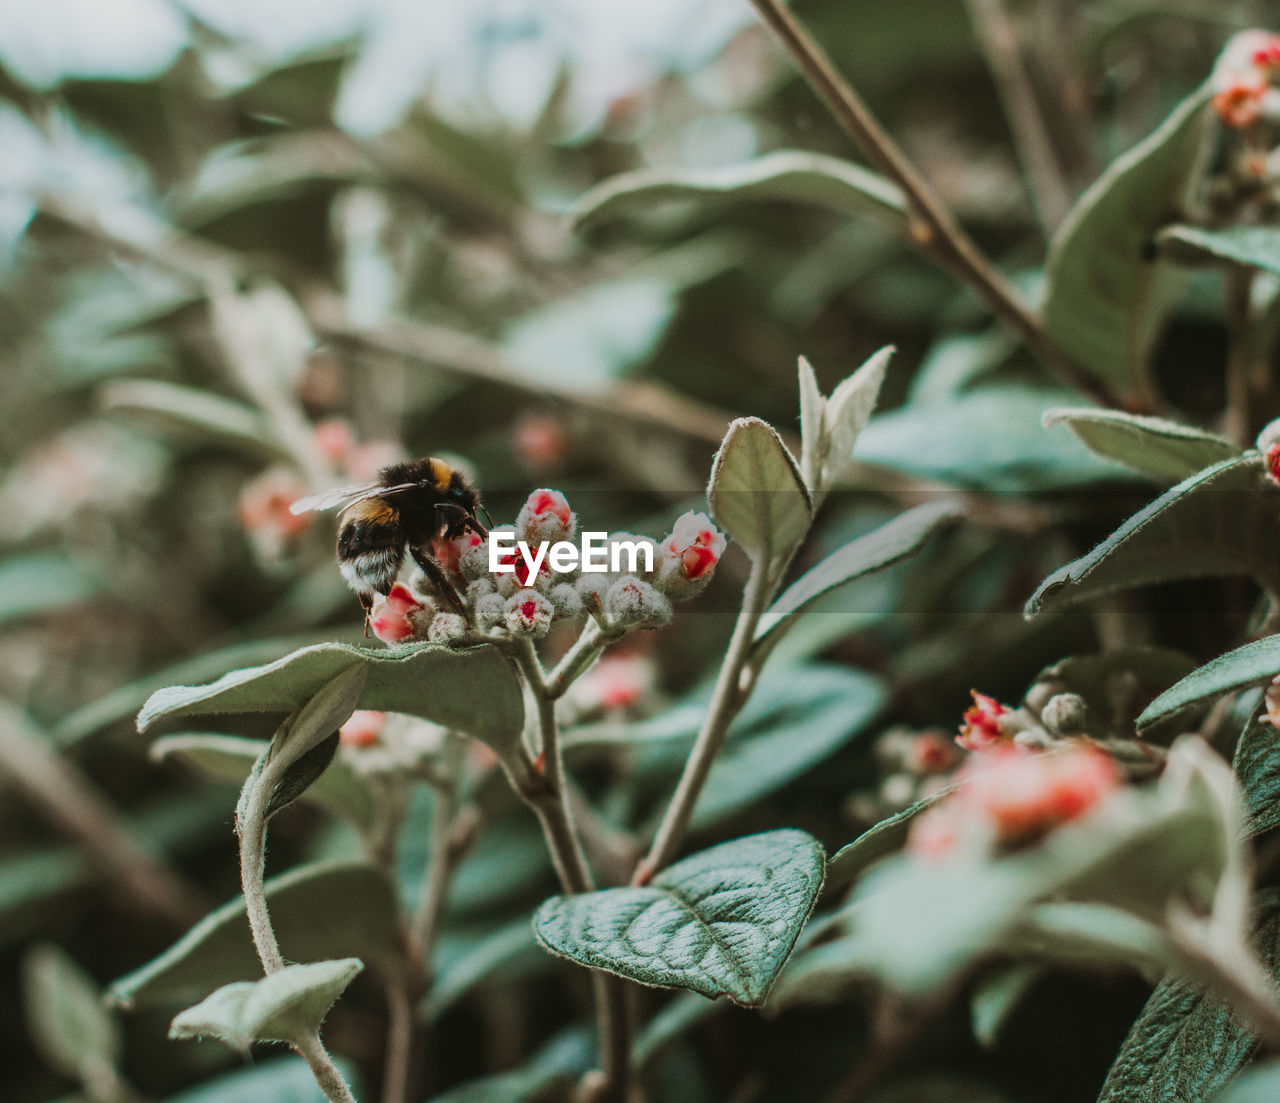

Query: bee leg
[[409, 546, 469, 621], [359, 592, 374, 638]]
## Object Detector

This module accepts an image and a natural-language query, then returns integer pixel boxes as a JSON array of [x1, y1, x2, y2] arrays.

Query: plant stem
[[962, 0, 1072, 234], [638, 554, 770, 883], [380, 980, 417, 1103], [1225, 266, 1257, 448], [507, 644, 632, 1102], [409, 735, 467, 964], [295, 1032, 359, 1103], [544, 621, 614, 699], [745, 0, 1120, 409]]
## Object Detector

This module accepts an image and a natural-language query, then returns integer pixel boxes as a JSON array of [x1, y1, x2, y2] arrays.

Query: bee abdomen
[[337, 503, 404, 598]]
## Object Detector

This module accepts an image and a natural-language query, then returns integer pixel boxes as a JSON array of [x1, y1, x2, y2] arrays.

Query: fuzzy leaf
[[1042, 407, 1238, 483], [108, 861, 399, 1009], [707, 417, 811, 566], [823, 345, 894, 482], [571, 150, 907, 234], [265, 730, 340, 819], [136, 641, 523, 750], [1096, 891, 1280, 1103], [23, 944, 122, 1090], [755, 501, 961, 650], [797, 356, 825, 492], [854, 388, 1130, 492], [1233, 701, 1280, 837], [168, 959, 362, 1049], [1157, 224, 1280, 277], [152, 733, 378, 833], [534, 830, 825, 1006], [1026, 456, 1280, 617], [1137, 636, 1280, 733], [1043, 87, 1212, 392]]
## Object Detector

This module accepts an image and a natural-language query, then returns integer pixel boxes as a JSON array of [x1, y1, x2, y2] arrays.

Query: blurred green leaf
[[99, 379, 289, 461], [1096, 891, 1280, 1102], [1157, 225, 1280, 276], [166, 1057, 342, 1103], [970, 963, 1042, 1050], [168, 958, 362, 1049], [754, 501, 961, 652], [708, 417, 811, 566], [425, 919, 541, 1021], [797, 356, 825, 492], [108, 861, 399, 1009], [572, 150, 907, 234], [153, 733, 378, 834], [535, 829, 824, 1005], [0, 553, 99, 626], [1042, 407, 1238, 483], [23, 944, 123, 1095], [825, 787, 954, 894], [425, 1028, 593, 1103], [823, 346, 894, 485], [136, 641, 523, 751], [1214, 1060, 1280, 1103], [503, 278, 677, 390], [855, 389, 1130, 492], [1026, 456, 1280, 617], [1137, 636, 1280, 733], [1043, 86, 1212, 393]]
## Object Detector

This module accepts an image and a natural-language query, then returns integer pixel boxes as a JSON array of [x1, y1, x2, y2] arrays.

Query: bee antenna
[[479, 504, 494, 529]]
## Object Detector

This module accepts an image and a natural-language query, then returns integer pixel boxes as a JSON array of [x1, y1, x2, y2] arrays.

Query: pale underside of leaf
[[1042, 407, 1239, 483]]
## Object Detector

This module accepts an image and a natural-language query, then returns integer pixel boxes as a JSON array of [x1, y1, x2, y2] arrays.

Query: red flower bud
[[513, 413, 569, 472], [369, 583, 429, 643], [1266, 442, 1280, 486], [1214, 78, 1268, 128], [956, 690, 1012, 751], [516, 488, 575, 545], [504, 588, 554, 637], [657, 511, 726, 599]]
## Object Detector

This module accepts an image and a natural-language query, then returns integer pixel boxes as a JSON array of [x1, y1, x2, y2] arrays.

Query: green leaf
[[169, 959, 362, 1049], [707, 417, 811, 566], [166, 1057, 342, 1103], [534, 829, 824, 1006], [1157, 225, 1280, 277], [571, 150, 907, 235], [0, 554, 99, 626], [136, 641, 523, 750], [854, 388, 1131, 493], [23, 944, 122, 1091], [971, 963, 1043, 1049], [1043, 87, 1212, 392], [1233, 700, 1280, 837], [823, 345, 894, 484], [153, 733, 378, 833], [825, 787, 955, 893], [108, 861, 399, 1009], [1042, 407, 1238, 483], [754, 501, 961, 650], [1137, 636, 1280, 733], [1096, 891, 1280, 1103], [264, 730, 341, 819], [1026, 456, 1280, 617], [797, 356, 825, 492], [426, 1028, 594, 1103], [99, 379, 290, 462]]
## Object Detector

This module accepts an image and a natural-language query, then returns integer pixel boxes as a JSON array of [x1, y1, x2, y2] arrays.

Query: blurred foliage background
[[0, 1, 1273, 1101]]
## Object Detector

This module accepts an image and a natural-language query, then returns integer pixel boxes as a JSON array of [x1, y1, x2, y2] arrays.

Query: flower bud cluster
[[1212, 30, 1280, 131], [369, 489, 726, 646]]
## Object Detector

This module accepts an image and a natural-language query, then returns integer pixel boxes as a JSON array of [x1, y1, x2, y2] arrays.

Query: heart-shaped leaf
[[754, 501, 961, 652], [1027, 456, 1280, 617], [137, 641, 523, 750], [1042, 407, 1238, 483], [1137, 636, 1280, 733], [534, 829, 825, 1006], [169, 958, 362, 1049], [708, 418, 811, 567], [1042, 86, 1212, 392], [571, 150, 907, 235], [1157, 224, 1280, 277], [108, 861, 399, 1010]]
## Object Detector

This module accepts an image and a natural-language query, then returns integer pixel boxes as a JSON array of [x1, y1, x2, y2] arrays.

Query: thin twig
[[0, 701, 206, 930], [745, 0, 1120, 408], [380, 980, 417, 1103], [963, 0, 1073, 233], [637, 554, 770, 883], [1225, 266, 1257, 448]]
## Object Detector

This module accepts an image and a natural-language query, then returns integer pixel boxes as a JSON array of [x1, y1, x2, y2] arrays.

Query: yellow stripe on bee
[[347, 497, 398, 524], [427, 457, 453, 491]]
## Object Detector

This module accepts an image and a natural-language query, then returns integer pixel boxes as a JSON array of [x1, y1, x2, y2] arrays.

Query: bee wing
[[289, 482, 381, 515]]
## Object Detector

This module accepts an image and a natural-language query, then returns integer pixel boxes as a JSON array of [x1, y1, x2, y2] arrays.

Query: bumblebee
[[290, 457, 491, 628]]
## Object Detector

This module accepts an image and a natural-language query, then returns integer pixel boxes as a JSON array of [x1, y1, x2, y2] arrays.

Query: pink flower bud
[[340, 710, 386, 748], [427, 612, 468, 644], [237, 467, 312, 541], [906, 732, 960, 775], [516, 489, 576, 545], [605, 575, 673, 630], [313, 418, 356, 465], [504, 588, 554, 637], [549, 582, 583, 620], [576, 574, 608, 619], [434, 530, 484, 577], [1266, 442, 1280, 486], [513, 413, 570, 472], [656, 511, 725, 599], [474, 591, 506, 630], [1214, 77, 1268, 128], [572, 653, 655, 714], [956, 691, 1013, 751], [370, 583, 432, 644]]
